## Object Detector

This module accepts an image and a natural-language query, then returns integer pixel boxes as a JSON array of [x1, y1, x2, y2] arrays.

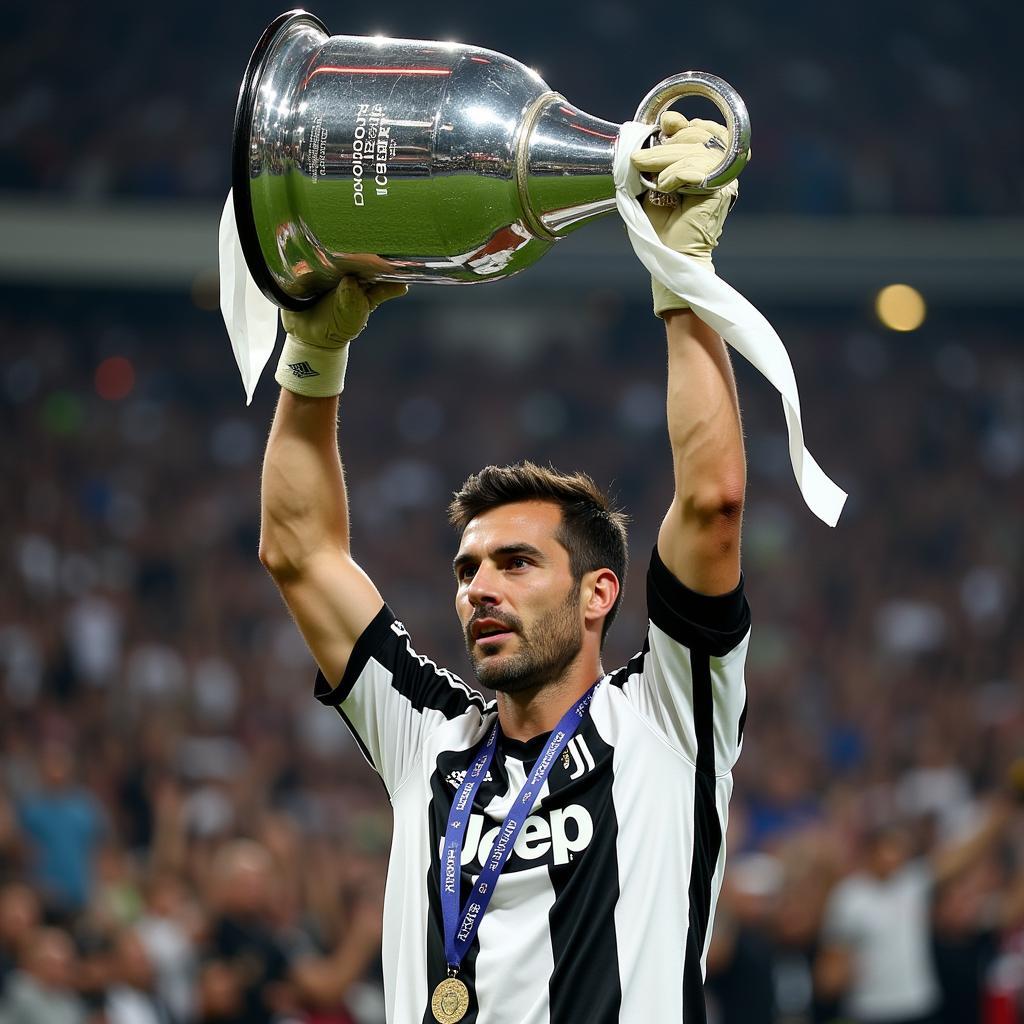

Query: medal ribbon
[[440, 682, 599, 972]]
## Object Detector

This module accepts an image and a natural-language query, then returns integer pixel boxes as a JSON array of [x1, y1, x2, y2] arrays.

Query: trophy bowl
[[232, 10, 750, 309]]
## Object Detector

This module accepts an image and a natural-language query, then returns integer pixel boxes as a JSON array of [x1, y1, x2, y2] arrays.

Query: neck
[[495, 651, 603, 742]]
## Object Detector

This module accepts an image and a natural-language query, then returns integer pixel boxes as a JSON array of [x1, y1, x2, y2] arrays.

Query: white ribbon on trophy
[[218, 190, 278, 406]]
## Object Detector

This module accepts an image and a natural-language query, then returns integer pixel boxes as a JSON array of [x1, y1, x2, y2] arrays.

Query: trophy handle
[[632, 72, 751, 193]]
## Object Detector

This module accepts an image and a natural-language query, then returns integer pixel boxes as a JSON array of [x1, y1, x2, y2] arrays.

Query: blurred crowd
[[1, 288, 1023, 1023], [2, 0, 1022, 216]]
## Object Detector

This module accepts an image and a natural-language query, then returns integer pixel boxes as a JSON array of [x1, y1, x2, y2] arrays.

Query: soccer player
[[259, 115, 750, 1024]]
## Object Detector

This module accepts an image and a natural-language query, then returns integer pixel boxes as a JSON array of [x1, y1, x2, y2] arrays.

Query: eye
[[457, 564, 477, 582], [507, 556, 529, 570]]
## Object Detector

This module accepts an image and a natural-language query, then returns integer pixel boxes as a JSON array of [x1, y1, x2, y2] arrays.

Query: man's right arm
[[258, 277, 405, 686], [258, 280, 489, 794], [259, 388, 383, 685]]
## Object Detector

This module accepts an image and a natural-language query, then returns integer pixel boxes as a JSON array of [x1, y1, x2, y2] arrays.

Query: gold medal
[[431, 976, 470, 1024]]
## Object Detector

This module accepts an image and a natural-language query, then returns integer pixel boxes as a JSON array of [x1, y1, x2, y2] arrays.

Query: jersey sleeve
[[313, 605, 490, 795], [613, 547, 751, 775]]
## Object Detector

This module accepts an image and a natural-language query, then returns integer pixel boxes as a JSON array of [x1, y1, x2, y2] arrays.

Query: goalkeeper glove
[[275, 276, 407, 397], [630, 112, 746, 316]]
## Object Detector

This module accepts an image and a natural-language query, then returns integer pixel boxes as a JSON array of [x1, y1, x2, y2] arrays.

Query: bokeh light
[[94, 356, 135, 401], [40, 391, 84, 435], [875, 283, 927, 332]]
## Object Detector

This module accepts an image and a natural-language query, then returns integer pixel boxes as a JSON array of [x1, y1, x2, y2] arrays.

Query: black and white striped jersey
[[314, 548, 751, 1024]]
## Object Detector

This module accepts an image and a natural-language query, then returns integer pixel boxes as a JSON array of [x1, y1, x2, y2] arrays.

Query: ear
[[582, 569, 620, 631]]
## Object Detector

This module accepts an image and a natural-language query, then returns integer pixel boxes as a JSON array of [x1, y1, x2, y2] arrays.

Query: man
[[134, 872, 197, 1024], [815, 797, 1019, 1024], [0, 926, 86, 1024], [105, 929, 172, 1024], [0, 884, 41, 1001], [16, 740, 106, 916], [203, 840, 293, 1024], [259, 115, 750, 1023]]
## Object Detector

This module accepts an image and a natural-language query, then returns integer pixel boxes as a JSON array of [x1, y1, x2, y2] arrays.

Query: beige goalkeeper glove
[[275, 276, 407, 397], [630, 111, 745, 316]]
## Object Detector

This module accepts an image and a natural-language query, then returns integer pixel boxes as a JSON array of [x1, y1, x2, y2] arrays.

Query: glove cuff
[[652, 258, 715, 318], [275, 335, 350, 398]]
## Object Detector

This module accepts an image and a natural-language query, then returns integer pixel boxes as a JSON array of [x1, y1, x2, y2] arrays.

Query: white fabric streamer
[[218, 190, 279, 405], [613, 120, 847, 527]]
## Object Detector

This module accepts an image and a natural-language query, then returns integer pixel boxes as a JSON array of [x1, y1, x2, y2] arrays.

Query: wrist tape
[[274, 335, 350, 398]]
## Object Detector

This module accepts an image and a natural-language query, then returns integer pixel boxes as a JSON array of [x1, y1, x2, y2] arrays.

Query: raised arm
[[632, 114, 747, 595], [931, 761, 1024, 887], [660, 310, 745, 595], [259, 278, 405, 684]]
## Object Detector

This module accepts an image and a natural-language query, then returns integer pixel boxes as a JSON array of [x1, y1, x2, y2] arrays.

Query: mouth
[[475, 631, 514, 648], [470, 618, 517, 648]]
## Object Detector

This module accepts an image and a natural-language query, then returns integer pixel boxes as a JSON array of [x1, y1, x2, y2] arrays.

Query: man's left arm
[[591, 118, 752, 767], [632, 114, 747, 594], [660, 309, 745, 596]]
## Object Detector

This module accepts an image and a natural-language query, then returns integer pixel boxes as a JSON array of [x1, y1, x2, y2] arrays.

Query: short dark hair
[[448, 462, 629, 644]]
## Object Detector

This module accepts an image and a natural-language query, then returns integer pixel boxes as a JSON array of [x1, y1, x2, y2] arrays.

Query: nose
[[466, 562, 501, 608]]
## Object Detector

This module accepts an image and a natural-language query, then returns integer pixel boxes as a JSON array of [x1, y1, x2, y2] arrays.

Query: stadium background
[[1, 1, 1023, 1022]]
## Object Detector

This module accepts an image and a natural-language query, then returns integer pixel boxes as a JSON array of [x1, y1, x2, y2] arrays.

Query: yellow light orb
[[875, 284, 926, 332]]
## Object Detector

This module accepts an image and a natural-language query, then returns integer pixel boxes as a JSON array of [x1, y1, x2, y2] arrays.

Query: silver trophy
[[232, 10, 751, 310]]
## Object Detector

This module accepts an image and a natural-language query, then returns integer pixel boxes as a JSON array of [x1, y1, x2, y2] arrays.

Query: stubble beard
[[467, 585, 583, 695]]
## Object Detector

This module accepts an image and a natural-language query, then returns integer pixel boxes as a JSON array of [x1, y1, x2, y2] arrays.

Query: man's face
[[454, 501, 583, 693]]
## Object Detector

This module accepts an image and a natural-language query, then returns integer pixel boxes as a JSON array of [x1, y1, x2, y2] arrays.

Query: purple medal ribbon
[[440, 682, 600, 974]]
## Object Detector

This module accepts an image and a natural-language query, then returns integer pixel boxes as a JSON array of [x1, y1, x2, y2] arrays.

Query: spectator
[[931, 856, 1024, 1024], [0, 926, 86, 1024], [15, 741, 105, 916], [195, 960, 244, 1024], [815, 798, 1019, 1024], [105, 928, 170, 1024], [706, 872, 777, 1024], [0, 884, 40, 999], [204, 840, 293, 1024], [133, 872, 197, 1024]]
